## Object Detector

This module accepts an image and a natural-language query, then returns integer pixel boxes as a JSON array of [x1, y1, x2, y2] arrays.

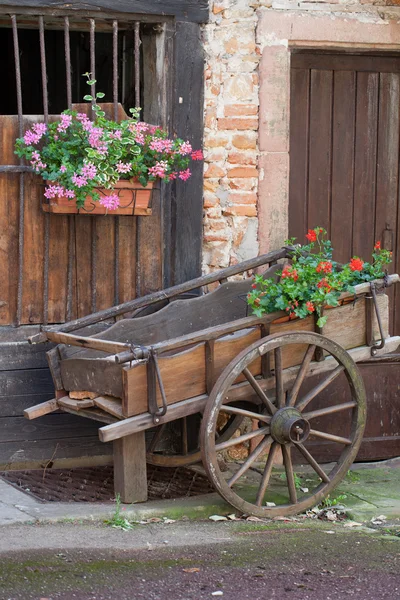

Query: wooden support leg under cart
[[113, 432, 147, 503]]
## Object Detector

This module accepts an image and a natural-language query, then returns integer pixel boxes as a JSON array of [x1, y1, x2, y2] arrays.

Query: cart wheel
[[200, 331, 367, 517], [146, 413, 243, 467]]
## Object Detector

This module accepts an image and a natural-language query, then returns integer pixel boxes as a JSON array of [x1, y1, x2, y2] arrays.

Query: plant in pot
[[14, 78, 203, 215], [247, 227, 392, 326]]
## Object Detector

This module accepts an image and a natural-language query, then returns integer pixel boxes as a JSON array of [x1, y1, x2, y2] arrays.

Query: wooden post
[[113, 432, 147, 503]]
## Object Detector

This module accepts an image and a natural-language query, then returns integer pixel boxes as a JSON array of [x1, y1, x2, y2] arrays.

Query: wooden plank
[[0, 341, 53, 370], [94, 395, 124, 419], [291, 54, 400, 74], [0, 413, 101, 443], [353, 71, 379, 260], [0, 437, 112, 471], [21, 170, 45, 324], [113, 432, 147, 503], [0, 393, 55, 418], [47, 213, 69, 323], [0, 116, 20, 325], [46, 331, 131, 354], [330, 70, 356, 264], [23, 398, 58, 420], [0, 1, 210, 23], [60, 406, 118, 425], [289, 67, 310, 243], [170, 21, 204, 285], [118, 216, 137, 304], [58, 397, 95, 410], [138, 25, 168, 296], [308, 69, 333, 233], [75, 216, 93, 318], [0, 368, 54, 397], [375, 73, 400, 335]]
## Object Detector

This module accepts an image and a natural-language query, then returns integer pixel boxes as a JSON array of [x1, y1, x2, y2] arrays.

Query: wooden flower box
[[42, 179, 154, 216]]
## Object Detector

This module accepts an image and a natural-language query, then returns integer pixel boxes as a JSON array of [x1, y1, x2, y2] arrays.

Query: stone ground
[[0, 458, 399, 599]]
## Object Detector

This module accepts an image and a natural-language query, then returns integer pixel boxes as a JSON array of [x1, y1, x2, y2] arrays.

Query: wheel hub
[[270, 407, 310, 444]]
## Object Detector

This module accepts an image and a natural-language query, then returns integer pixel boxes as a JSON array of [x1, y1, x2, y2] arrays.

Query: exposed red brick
[[225, 104, 258, 117], [228, 152, 257, 165], [223, 205, 257, 217], [232, 134, 257, 149], [228, 192, 257, 205], [204, 164, 225, 179], [228, 167, 258, 178], [218, 117, 258, 131]]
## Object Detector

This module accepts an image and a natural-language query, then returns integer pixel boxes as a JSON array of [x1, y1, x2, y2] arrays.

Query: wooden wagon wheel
[[200, 331, 367, 518], [146, 413, 243, 467]]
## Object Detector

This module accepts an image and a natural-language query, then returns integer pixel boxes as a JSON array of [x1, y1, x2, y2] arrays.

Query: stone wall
[[201, 0, 400, 273], [202, 0, 261, 274]]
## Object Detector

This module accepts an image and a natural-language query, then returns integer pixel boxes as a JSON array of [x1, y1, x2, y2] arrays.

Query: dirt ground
[[0, 521, 399, 600]]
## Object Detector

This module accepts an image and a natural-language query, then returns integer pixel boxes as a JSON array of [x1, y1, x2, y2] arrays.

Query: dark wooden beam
[[170, 21, 205, 285], [0, 1, 209, 23]]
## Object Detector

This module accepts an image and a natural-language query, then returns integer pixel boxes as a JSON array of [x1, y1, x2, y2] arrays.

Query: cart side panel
[[59, 279, 253, 361], [122, 328, 262, 417]]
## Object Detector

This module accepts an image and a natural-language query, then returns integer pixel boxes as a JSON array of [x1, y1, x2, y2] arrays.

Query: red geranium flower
[[374, 241, 381, 250], [349, 257, 364, 272], [251, 283, 257, 289], [306, 229, 317, 242], [317, 278, 332, 291], [306, 301, 315, 313], [281, 265, 298, 281], [316, 261, 332, 274]]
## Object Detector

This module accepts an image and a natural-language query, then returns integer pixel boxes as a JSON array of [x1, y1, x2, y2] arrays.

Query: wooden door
[[289, 52, 400, 461]]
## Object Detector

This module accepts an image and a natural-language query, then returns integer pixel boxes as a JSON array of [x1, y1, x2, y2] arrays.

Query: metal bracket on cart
[[147, 351, 168, 424], [366, 279, 389, 356]]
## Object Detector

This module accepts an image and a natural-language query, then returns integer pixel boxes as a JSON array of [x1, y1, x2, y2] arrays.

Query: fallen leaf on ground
[[183, 568, 200, 573], [209, 515, 228, 521], [344, 521, 362, 528]]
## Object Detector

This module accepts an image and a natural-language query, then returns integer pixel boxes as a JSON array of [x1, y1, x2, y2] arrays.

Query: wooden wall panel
[[353, 72, 379, 260], [288, 68, 309, 243], [307, 69, 332, 233], [330, 70, 355, 263], [289, 52, 400, 461]]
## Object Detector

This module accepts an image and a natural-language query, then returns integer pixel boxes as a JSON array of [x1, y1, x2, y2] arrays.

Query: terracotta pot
[[42, 178, 154, 216]]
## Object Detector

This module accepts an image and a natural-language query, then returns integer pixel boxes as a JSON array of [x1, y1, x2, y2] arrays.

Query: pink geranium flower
[[99, 193, 120, 210]]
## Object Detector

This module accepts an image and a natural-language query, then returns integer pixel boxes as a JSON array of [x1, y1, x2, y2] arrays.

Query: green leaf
[[317, 316, 328, 328], [83, 95, 93, 101], [96, 92, 105, 99], [87, 79, 97, 86]]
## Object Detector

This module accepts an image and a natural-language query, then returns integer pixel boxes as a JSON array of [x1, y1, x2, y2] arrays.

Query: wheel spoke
[[282, 445, 297, 504], [215, 426, 270, 452], [181, 417, 188, 455], [309, 429, 352, 446], [274, 348, 285, 409], [255, 441, 279, 506], [228, 435, 273, 487], [243, 368, 277, 415], [147, 423, 166, 453], [296, 365, 345, 412], [220, 405, 271, 424], [303, 401, 357, 420], [295, 443, 330, 483], [287, 345, 316, 407]]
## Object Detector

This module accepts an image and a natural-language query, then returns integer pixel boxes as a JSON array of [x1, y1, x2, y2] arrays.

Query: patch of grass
[[104, 494, 134, 531], [279, 472, 302, 490], [346, 470, 361, 483], [318, 494, 347, 509]]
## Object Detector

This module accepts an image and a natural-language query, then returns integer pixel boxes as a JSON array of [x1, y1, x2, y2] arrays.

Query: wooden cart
[[25, 247, 400, 517]]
